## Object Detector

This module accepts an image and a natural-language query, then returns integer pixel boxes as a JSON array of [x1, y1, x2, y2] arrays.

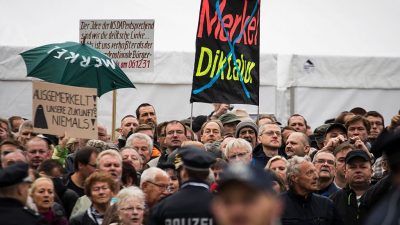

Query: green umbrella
[[20, 41, 135, 96]]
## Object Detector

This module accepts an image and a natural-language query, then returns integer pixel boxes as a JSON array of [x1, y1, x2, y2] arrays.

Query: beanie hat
[[235, 121, 258, 138]]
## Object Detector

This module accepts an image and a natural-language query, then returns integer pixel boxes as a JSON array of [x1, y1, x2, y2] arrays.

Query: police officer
[[365, 130, 400, 225], [0, 162, 47, 225], [212, 163, 282, 225], [149, 146, 216, 225]]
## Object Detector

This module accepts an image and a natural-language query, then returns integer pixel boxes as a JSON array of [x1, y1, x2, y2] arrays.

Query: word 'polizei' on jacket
[[149, 181, 214, 225]]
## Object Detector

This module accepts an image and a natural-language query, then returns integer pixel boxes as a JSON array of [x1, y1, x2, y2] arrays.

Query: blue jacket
[[317, 182, 340, 198]]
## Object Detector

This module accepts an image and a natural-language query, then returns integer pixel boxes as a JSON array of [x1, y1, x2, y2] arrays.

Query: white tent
[[1, 0, 400, 131]]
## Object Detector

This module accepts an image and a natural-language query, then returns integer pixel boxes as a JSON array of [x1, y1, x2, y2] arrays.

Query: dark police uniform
[[149, 146, 216, 225], [0, 198, 47, 225], [0, 163, 47, 225], [365, 130, 400, 225]]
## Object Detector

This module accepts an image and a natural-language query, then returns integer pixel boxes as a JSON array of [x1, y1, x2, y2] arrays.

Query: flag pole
[[190, 103, 194, 129], [111, 89, 117, 141]]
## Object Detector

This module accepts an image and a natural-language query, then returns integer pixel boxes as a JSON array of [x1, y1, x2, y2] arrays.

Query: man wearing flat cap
[[0, 162, 46, 225], [219, 112, 241, 138], [212, 163, 282, 225], [150, 146, 216, 225]]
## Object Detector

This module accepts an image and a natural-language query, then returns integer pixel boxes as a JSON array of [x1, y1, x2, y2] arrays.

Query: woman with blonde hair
[[30, 177, 68, 225], [265, 155, 289, 187]]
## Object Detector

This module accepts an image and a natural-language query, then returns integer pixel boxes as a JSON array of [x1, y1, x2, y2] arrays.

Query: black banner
[[190, 0, 260, 105]]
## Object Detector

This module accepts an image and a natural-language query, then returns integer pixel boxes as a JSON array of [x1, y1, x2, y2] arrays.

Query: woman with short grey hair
[[107, 186, 146, 225]]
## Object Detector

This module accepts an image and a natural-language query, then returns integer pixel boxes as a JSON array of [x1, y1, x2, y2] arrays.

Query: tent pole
[[111, 90, 117, 142]]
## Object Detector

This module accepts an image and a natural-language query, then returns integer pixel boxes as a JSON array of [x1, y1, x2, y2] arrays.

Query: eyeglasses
[[261, 130, 281, 136], [315, 159, 335, 165], [147, 181, 169, 191]]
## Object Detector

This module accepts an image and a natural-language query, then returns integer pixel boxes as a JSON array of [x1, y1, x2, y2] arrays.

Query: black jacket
[[149, 181, 215, 225], [251, 144, 271, 168], [280, 189, 344, 225], [252, 144, 286, 169], [69, 210, 98, 225], [0, 198, 47, 225], [360, 174, 393, 215], [330, 186, 366, 225]]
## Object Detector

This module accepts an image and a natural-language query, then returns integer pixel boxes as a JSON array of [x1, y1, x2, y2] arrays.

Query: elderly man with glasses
[[140, 167, 170, 209], [313, 150, 340, 197]]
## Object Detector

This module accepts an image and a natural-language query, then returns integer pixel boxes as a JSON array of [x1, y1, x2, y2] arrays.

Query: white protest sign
[[79, 19, 154, 72], [32, 81, 98, 139]]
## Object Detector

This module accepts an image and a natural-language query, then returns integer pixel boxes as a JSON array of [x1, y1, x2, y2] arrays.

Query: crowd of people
[[0, 102, 399, 225]]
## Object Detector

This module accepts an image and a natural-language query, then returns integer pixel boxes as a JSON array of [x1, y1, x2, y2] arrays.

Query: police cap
[[0, 162, 32, 188], [178, 146, 216, 172], [218, 163, 274, 193]]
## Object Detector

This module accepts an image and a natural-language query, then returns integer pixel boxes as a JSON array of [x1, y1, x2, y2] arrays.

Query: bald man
[[285, 132, 310, 158]]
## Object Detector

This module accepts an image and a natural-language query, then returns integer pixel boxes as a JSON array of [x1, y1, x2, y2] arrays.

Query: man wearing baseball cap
[[0, 162, 46, 224], [150, 146, 216, 225], [212, 163, 282, 225], [320, 123, 348, 152], [330, 150, 372, 225]]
